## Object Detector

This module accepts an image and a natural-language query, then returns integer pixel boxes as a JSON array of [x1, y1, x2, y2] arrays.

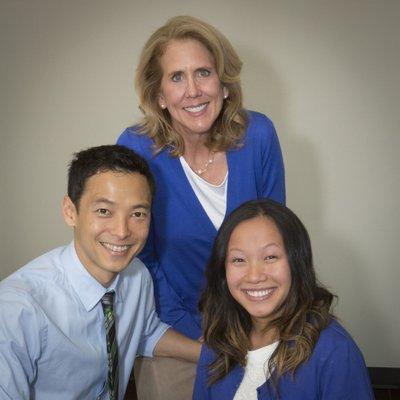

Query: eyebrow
[[92, 198, 151, 210], [168, 65, 214, 75], [228, 243, 281, 252]]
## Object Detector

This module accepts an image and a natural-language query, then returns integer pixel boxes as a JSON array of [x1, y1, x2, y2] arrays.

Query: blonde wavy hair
[[135, 15, 248, 156]]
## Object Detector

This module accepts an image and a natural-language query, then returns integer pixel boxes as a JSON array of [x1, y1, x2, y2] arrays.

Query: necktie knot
[[101, 291, 115, 309]]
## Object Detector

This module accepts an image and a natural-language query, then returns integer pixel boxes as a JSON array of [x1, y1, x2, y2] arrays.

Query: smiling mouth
[[100, 242, 132, 253], [243, 288, 275, 299], [184, 103, 208, 113]]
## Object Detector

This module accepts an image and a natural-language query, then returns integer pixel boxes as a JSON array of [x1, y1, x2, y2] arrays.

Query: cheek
[[225, 267, 243, 292], [207, 80, 224, 98], [161, 83, 183, 104], [277, 263, 292, 291], [132, 221, 150, 239]]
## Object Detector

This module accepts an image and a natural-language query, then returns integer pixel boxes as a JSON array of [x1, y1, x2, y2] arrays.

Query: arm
[[139, 220, 202, 339], [117, 130, 202, 339], [319, 336, 375, 399], [253, 114, 286, 204], [192, 345, 210, 400], [154, 328, 201, 363], [0, 291, 43, 399]]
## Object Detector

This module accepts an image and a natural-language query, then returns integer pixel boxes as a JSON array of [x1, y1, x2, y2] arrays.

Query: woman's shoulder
[[313, 319, 366, 362], [244, 110, 277, 141], [116, 125, 154, 156]]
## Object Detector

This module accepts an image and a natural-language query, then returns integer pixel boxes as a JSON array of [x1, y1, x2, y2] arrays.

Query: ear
[[158, 93, 167, 109], [62, 195, 78, 228], [223, 86, 229, 99]]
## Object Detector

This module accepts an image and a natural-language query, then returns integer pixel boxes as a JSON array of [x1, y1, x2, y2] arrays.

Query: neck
[[250, 325, 278, 350], [172, 122, 210, 155]]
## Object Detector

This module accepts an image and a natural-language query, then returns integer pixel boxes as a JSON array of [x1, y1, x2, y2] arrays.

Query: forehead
[[229, 216, 282, 244], [82, 170, 151, 203], [160, 38, 215, 68]]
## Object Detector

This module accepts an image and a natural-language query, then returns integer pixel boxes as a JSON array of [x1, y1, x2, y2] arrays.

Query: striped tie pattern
[[101, 291, 119, 400]]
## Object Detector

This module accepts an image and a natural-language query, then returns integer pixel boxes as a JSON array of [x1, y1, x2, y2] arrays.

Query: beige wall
[[1, 0, 399, 367]]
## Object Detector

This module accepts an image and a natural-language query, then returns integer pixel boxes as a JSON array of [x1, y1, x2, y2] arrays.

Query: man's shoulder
[[0, 245, 68, 299], [120, 256, 152, 286]]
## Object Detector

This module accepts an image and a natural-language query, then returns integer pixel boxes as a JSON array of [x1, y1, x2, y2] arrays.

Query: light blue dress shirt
[[0, 242, 170, 399]]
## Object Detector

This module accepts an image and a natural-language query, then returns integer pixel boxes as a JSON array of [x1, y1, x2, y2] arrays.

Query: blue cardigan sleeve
[[139, 219, 201, 338], [261, 321, 375, 399], [251, 112, 285, 204], [318, 334, 375, 399], [193, 345, 215, 400], [117, 130, 202, 338]]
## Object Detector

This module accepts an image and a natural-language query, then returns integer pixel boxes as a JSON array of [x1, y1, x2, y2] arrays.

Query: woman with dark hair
[[194, 199, 374, 399]]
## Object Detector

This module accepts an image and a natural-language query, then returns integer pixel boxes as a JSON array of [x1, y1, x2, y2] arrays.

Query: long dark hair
[[199, 199, 335, 385]]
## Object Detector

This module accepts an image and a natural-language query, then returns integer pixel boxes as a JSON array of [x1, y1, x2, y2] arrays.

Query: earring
[[223, 94, 228, 99], [160, 104, 166, 109]]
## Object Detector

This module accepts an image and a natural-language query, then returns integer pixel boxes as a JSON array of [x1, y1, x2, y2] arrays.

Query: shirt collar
[[62, 242, 122, 312]]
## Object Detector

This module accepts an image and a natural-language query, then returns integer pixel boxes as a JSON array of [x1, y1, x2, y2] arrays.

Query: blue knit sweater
[[117, 111, 285, 338]]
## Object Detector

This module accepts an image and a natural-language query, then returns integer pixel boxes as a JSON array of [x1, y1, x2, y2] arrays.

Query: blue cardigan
[[117, 111, 285, 339], [193, 321, 374, 399]]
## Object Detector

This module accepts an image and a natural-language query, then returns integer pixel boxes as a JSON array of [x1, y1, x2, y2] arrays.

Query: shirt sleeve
[[192, 345, 211, 400], [140, 219, 202, 339], [258, 116, 286, 204], [135, 266, 170, 357], [319, 335, 375, 399], [0, 289, 44, 399], [117, 130, 202, 339]]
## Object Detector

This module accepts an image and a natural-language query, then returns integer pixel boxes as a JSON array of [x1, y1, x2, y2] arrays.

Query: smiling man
[[0, 145, 200, 400]]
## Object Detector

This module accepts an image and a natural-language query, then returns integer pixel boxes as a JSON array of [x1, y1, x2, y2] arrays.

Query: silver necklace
[[193, 151, 215, 175]]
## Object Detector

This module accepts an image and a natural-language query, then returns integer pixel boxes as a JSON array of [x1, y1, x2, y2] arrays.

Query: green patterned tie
[[101, 291, 119, 400]]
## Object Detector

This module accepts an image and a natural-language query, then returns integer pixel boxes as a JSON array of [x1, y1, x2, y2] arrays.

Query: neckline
[[179, 156, 228, 187]]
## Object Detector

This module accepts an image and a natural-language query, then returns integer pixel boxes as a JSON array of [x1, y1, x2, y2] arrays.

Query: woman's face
[[158, 38, 228, 139], [225, 216, 292, 329]]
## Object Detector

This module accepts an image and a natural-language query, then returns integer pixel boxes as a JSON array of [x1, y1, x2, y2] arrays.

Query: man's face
[[63, 170, 151, 287]]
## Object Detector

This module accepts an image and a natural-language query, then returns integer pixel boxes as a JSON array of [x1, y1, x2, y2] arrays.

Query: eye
[[197, 68, 211, 78], [171, 72, 183, 82], [132, 211, 148, 219], [265, 255, 278, 262], [230, 257, 245, 264], [96, 208, 110, 216]]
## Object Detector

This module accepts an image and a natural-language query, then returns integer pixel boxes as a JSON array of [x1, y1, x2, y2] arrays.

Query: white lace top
[[233, 341, 279, 400]]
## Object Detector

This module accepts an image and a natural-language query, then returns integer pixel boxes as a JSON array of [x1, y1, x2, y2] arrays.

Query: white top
[[233, 341, 279, 400], [180, 157, 228, 230]]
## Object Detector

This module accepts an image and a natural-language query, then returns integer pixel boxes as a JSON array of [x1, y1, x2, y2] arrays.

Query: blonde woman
[[117, 16, 285, 398]]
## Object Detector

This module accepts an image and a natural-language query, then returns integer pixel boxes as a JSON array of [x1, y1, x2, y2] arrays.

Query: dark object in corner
[[369, 367, 400, 400]]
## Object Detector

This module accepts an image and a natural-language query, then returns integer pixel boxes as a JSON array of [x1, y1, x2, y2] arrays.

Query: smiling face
[[63, 170, 151, 287], [158, 38, 228, 139], [225, 216, 292, 330]]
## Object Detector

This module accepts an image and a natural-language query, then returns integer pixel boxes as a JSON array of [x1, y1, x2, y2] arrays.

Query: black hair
[[67, 144, 155, 208], [200, 198, 334, 384]]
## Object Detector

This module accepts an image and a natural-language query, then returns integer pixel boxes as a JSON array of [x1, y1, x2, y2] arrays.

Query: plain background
[[0, 0, 399, 368]]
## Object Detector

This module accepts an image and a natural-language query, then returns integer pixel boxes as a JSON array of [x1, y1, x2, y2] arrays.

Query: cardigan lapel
[[162, 152, 218, 237]]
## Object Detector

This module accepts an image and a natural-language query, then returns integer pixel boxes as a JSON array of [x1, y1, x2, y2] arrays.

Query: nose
[[111, 215, 130, 240], [246, 261, 267, 284], [186, 75, 201, 98]]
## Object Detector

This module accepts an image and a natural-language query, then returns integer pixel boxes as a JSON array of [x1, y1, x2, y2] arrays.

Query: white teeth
[[102, 243, 131, 252], [245, 289, 274, 298], [184, 104, 207, 113]]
